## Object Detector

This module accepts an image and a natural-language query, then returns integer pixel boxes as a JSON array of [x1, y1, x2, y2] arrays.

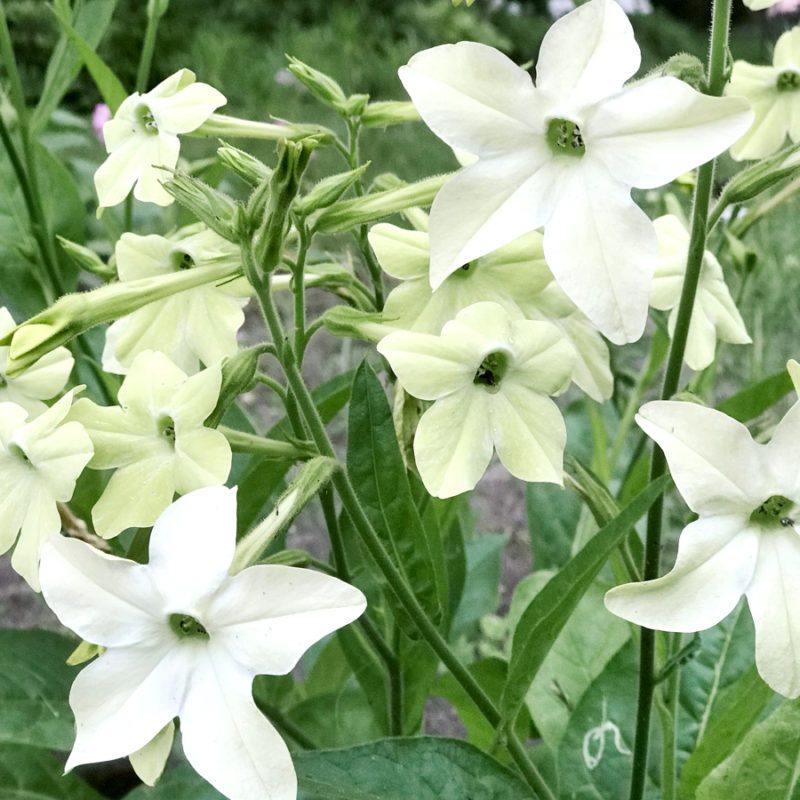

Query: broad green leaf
[[525, 483, 581, 570], [0, 629, 77, 750], [51, 5, 128, 112], [32, 0, 120, 132], [0, 745, 102, 799], [717, 369, 793, 422], [696, 698, 800, 799], [235, 371, 352, 535], [500, 476, 668, 724], [346, 361, 445, 627], [507, 573, 629, 751], [679, 664, 775, 800], [450, 532, 506, 642], [557, 641, 660, 799], [126, 739, 533, 800]]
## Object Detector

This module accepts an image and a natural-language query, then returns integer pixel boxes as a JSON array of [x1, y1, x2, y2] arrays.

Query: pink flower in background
[[91, 103, 111, 144], [768, 0, 800, 14]]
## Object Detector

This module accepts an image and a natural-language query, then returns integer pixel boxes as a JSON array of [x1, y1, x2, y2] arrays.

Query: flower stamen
[[473, 351, 509, 392], [168, 613, 209, 639], [777, 70, 800, 92], [750, 494, 794, 527], [546, 118, 586, 158]]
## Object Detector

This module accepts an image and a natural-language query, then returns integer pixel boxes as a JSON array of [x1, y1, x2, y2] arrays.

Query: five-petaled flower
[[399, 0, 752, 344], [69, 350, 231, 538], [95, 69, 225, 208], [377, 301, 574, 497], [39, 486, 367, 800], [727, 27, 800, 160], [605, 385, 800, 698]]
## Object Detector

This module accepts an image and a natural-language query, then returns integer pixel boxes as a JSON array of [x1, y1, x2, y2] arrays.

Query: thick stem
[[628, 1, 732, 797]]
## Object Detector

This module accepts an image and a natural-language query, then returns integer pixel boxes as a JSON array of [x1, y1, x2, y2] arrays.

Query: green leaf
[[346, 361, 445, 628], [0, 629, 77, 750], [696, 697, 800, 799], [679, 664, 775, 800], [0, 745, 103, 799], [526, 483, 581, 570], [235, 371, 352, 536], [507, 573, 629, 751], [51, 4, 128, 112], [32, 0, 120, 132], [126, 739, 532, 800], [716, 369, 794, 422], [500, 476, 668, 724], [557, 641, 660, 799]]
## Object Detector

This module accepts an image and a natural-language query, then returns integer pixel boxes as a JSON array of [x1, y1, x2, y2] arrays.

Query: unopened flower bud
[[161, 171, 240, 242], [361, 101, 420, 128], [321, 306, 395, 342], [338, 93, 370, 118], [294, 164, 369, 217], [205, 345, 264, 428], [286, 56, 347, 108], [661, 53, 706, 91], [57, 237, 116, 281], [217, 143, 272, 187]]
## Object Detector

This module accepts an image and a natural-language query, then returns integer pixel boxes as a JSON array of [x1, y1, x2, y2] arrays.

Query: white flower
[[727, 28, 800, 160], [398, 0, 752, 344], [605, 393, 800, 698], [95, 69, 226, 208], [103, 225, 250, 375], [744, 0, 786, 10], [0, 392, 92, 589], [377, 301, 574, 497], [70, 351, 231, 538], [651, 215, 751, 370], [39, 486, 367, 800], [0, 307, 73, 416], [370, 222, 613, 400]]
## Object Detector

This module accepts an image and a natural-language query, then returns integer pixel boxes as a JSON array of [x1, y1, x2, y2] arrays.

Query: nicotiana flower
[[377, 301, 574, 498], [651, 215, 751, 370], [369, 222, 613, 400], [399, 0, 752, 344], [103, 225, 250, 375], [70, 350, 231, 538], [727, 27, 800, 160], [0, 307, 73, 416], [605, 392, 800, 697], [95, 69, 226, 208], [39, 486, 367, 800], [0, 392, 92, 589]]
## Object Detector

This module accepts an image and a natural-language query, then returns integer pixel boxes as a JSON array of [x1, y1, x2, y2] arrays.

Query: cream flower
[[377, 301, 574, 498], [39, 486, 366, 800], [727, 28, 800, 160], [0, 392, 92, 589], [744, 0, 785, 10], [369, 222, 612, 400], [651, 215, 751, 370], [95, 69, 226, 208], [605, 393, 800, 698], [0, 307, 73, 416], [103, 225, 250, 375], [399, 0, 752, 344], [70, 351, 231, 538]]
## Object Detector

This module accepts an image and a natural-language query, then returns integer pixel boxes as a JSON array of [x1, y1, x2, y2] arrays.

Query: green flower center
[[136, 104, 159, 134], [0, 373, 6, 388], [7, 442, 29, 463], [546, 118, 586, 157], [168, 613, 209, 640], [749, 494, 795, 528], [171, 250, 195, 271], [777, 70, 800, 92], [473, 351, 510, 393], [157, 415, 176, 443]]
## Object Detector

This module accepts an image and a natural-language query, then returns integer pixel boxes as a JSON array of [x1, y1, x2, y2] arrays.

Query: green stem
[[656, 633, 681, 800], [292, 222, 310, 362], [254, 372, 288, 404], [135, 4, 164, 93], [628, 1, 732, 797], [251, 252, 553, 799]]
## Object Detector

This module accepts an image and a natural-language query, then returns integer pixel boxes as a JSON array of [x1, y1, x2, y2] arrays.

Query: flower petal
[[171, 365, 223, 429], [377, 330, 477, 400], [95, 136, 147, 208], [149, 82, 226, 134], [179, 646, 297, 800], [774, 28, 800, 69], [26, 420, 93, 499], [147, 486, 237, 613], [635, 400, 767, 515], [509, 318, 575, 395], [489, 385, 565, 485], [208, 565, 366, 675], [605, 516, 758, 631], [131, 134, 180, 206], [557, 315, 613, 401], [12, 483, 62, 591], [92, 457, 176, 538], [39, 535, 164, 646], [65, 641, 187, 771], [590, 77, 753, 188], [10, 346, 73, 401], [543, 162, 655, 344], [536, 0, 640, 109], [172, 428, 232, 495], [414, 387, 492, 498], [118, 350, 189, 413], [427, 151, 560, 288], [764, 401, 800, 497], [399, 42, 541, 157], [368, 223, 430, 280], [746, 526, 800, 698]]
